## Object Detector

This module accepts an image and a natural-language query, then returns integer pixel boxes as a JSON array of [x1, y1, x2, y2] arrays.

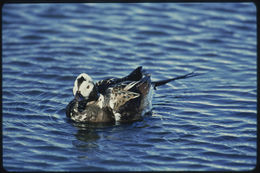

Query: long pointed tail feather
[[152, 71, 200, 89]]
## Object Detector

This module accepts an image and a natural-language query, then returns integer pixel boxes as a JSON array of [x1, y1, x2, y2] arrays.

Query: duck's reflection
[[69, 112, 152, 151], [75, 129, 100, 143], [70, 121, 115, 150]]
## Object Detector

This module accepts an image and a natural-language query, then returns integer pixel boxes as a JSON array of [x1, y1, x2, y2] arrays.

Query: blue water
[[2, 3, 257, 171]]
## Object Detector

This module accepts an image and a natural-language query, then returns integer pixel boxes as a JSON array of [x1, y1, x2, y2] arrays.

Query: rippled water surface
[[2, 3, 257, 171]]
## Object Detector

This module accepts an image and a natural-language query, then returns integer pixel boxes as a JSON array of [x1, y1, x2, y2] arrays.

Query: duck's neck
[[74, 85, 100, 111], [87, 85, 99, 102]]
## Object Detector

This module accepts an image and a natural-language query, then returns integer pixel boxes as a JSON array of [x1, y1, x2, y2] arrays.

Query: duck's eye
[[86, 85, 90, 89]]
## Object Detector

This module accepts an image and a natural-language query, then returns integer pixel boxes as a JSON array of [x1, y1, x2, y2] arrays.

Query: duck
[[66, 66, 198, 123]]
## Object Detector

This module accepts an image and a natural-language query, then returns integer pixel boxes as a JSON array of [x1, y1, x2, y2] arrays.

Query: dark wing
[[105, 75, 151, 122], [108, 87, 140, 111], [96, 77, 118, 95], [124, 66, 143, 81], [96, 66, 144, 95]]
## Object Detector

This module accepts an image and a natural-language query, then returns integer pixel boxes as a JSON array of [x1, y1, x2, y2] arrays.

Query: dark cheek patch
[[77, 76, 86, 88]]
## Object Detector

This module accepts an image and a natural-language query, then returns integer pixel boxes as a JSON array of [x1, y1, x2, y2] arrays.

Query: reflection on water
[[73, 129, 100, 151]]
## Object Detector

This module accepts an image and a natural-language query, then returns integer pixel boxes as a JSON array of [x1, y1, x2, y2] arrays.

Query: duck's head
[[73, 73, 98, 101]]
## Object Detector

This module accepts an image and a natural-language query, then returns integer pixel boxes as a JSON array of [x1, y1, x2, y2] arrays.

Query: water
[[2, 3, 257, 171]]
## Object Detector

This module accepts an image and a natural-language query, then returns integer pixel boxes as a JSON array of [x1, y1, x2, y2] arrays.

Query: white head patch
[[73, 73, 94, 99]]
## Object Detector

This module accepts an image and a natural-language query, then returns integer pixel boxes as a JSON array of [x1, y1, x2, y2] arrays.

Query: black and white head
[[73, 73, 98, 101]]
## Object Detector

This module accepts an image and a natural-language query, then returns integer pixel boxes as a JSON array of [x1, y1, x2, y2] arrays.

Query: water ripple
[[2, 2, 256, 172]]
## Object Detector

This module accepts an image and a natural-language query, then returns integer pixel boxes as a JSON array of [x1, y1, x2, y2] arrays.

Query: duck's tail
[[152, 71, 200, 90]]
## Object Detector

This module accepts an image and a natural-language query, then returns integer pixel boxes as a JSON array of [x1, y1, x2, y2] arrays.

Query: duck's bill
[[75, 91, 84, 101]]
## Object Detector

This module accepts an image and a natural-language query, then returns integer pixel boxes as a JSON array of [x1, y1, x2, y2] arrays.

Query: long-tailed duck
[[66, 66, 198, 123]]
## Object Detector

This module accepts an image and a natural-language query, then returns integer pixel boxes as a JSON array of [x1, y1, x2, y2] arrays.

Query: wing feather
[[108, 88, 140, 111]]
